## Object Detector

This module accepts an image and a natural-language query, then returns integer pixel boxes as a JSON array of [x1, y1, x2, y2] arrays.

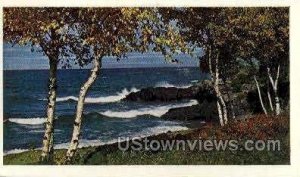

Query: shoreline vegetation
[[4, 114, 289, 165]]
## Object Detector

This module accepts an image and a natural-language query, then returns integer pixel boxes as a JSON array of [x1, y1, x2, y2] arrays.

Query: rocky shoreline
[[122, 80, 287, 122], [123, 80, 215, 102], [123, 80, 219, 121]]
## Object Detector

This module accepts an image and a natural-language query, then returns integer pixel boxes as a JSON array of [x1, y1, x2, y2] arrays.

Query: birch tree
[[3, 8, 94, 163], [161, 7, 288, 123], [161, 8, 248, 125], [64, 8, 187, 163], [238, 8, 289, 115]]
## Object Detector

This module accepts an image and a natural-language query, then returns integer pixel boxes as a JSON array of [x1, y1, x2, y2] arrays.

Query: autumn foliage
[[183, 114, 289, 142]]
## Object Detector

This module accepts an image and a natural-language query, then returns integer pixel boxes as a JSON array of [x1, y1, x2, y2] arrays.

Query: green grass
[[4, 138, 289, 165], [84, 145, 289, 165], [3, 115, 290, 165], [3, 148, 92, 165], [4, 135, 289, 165]]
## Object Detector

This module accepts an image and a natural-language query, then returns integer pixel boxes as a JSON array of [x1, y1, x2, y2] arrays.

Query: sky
[[3, 43, 201, 70]]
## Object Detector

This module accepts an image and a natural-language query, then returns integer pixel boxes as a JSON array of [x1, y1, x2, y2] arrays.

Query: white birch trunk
[[207, 47, 223, 126], [254, 75, 268, 115], [214, 51, 228, 125], [267, 66, 281, 115], [267, 88, 274, 112], [217, 101, 224, 126], [219, 94, 228, 124], [41, 59, 58, 162], [274, 91, 280, 115], [64, 57, 102, 164], [207, 47, 228, 126]]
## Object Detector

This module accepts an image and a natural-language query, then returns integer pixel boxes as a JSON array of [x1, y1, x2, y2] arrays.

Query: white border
[[1, 1, 300, 177]]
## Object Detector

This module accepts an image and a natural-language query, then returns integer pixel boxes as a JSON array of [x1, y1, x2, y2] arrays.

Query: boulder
[[161, 100, 218, 121]]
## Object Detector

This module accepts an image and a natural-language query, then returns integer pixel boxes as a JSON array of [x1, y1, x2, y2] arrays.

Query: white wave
[[56, 96, 78, 102], [53, 87, 139, 103], [99, 99, 198, 118], [53, 139, 110, 150], [3, 148, 30, 155], [28, 129, 63, 133], [44, 124, 189, 149], [28, 130, 45, 133], [8, 117, 46, 125], [155, 81, 192, 89], [4, 124, 188, 155], [129, 125, 189, 139]]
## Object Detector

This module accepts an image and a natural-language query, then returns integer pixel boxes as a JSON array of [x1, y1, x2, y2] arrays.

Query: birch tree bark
[[267, 87, 274, 112], [254, 75, 268, 115], [217, 101, 224, 126], [214, 51, 228, 125], [219, 95, 228, 124], [207, 47, 228, 126], [267, 65, 281, 115], [41, 58, 58, 162], [224, 85, 236, 120], [65, 57, 102, 164], [208, 47, 223, 125], [215, 51, 228, 125]]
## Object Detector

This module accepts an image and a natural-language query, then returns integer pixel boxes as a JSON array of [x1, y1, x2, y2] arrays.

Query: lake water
[[3, 67, 208, 154]]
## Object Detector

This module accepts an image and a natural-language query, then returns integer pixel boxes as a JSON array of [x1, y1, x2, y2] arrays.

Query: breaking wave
[[47, 87, 140, 103], [8, 117, 46, 125], [41, 82, 193, 104], [4, 124, 188, 155], [99, 99, 198, 118], [154, 81, 192, 89], [3, 149, 30, 155]]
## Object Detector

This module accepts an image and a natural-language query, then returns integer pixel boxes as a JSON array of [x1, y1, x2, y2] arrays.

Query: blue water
[[3, 67, 207, 154]]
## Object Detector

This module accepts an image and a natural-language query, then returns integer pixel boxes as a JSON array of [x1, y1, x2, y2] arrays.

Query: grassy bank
[[4, 114, 289, 165]]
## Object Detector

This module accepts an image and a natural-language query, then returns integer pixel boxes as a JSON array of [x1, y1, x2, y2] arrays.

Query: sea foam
[[8, 117, 46, 125], [154, 81, 192, 89], [99, 99, 198, 118], [3, 148, 30, 156], [54, 87, 139, 103], [54, 124, 189, 149], [4, 123, 189, 155], [43, 82, 192, 104]]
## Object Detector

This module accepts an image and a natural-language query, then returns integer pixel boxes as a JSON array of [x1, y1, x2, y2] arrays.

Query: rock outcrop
[[123, 80, 214, 102], [123, 80, 219, 121], [161, 100, 218, 121]]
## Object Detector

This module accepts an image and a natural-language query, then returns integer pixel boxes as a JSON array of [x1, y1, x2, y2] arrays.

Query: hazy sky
[[3, 43, 201, 70]]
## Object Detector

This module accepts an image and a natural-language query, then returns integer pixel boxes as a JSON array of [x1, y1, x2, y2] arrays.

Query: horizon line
[[3, 65, 199, 71]]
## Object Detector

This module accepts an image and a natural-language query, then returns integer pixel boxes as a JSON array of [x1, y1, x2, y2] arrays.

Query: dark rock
[[123, 80, 214, 102], [123, 78, 264, 122], [124, 87, 179, 102], [161, 100, 218, 121], [123, 80, 220, 121], [177, 86, 199, 99]]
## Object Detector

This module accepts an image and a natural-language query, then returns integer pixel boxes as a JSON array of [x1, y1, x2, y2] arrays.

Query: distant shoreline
[[3, 66, 199, 71]]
